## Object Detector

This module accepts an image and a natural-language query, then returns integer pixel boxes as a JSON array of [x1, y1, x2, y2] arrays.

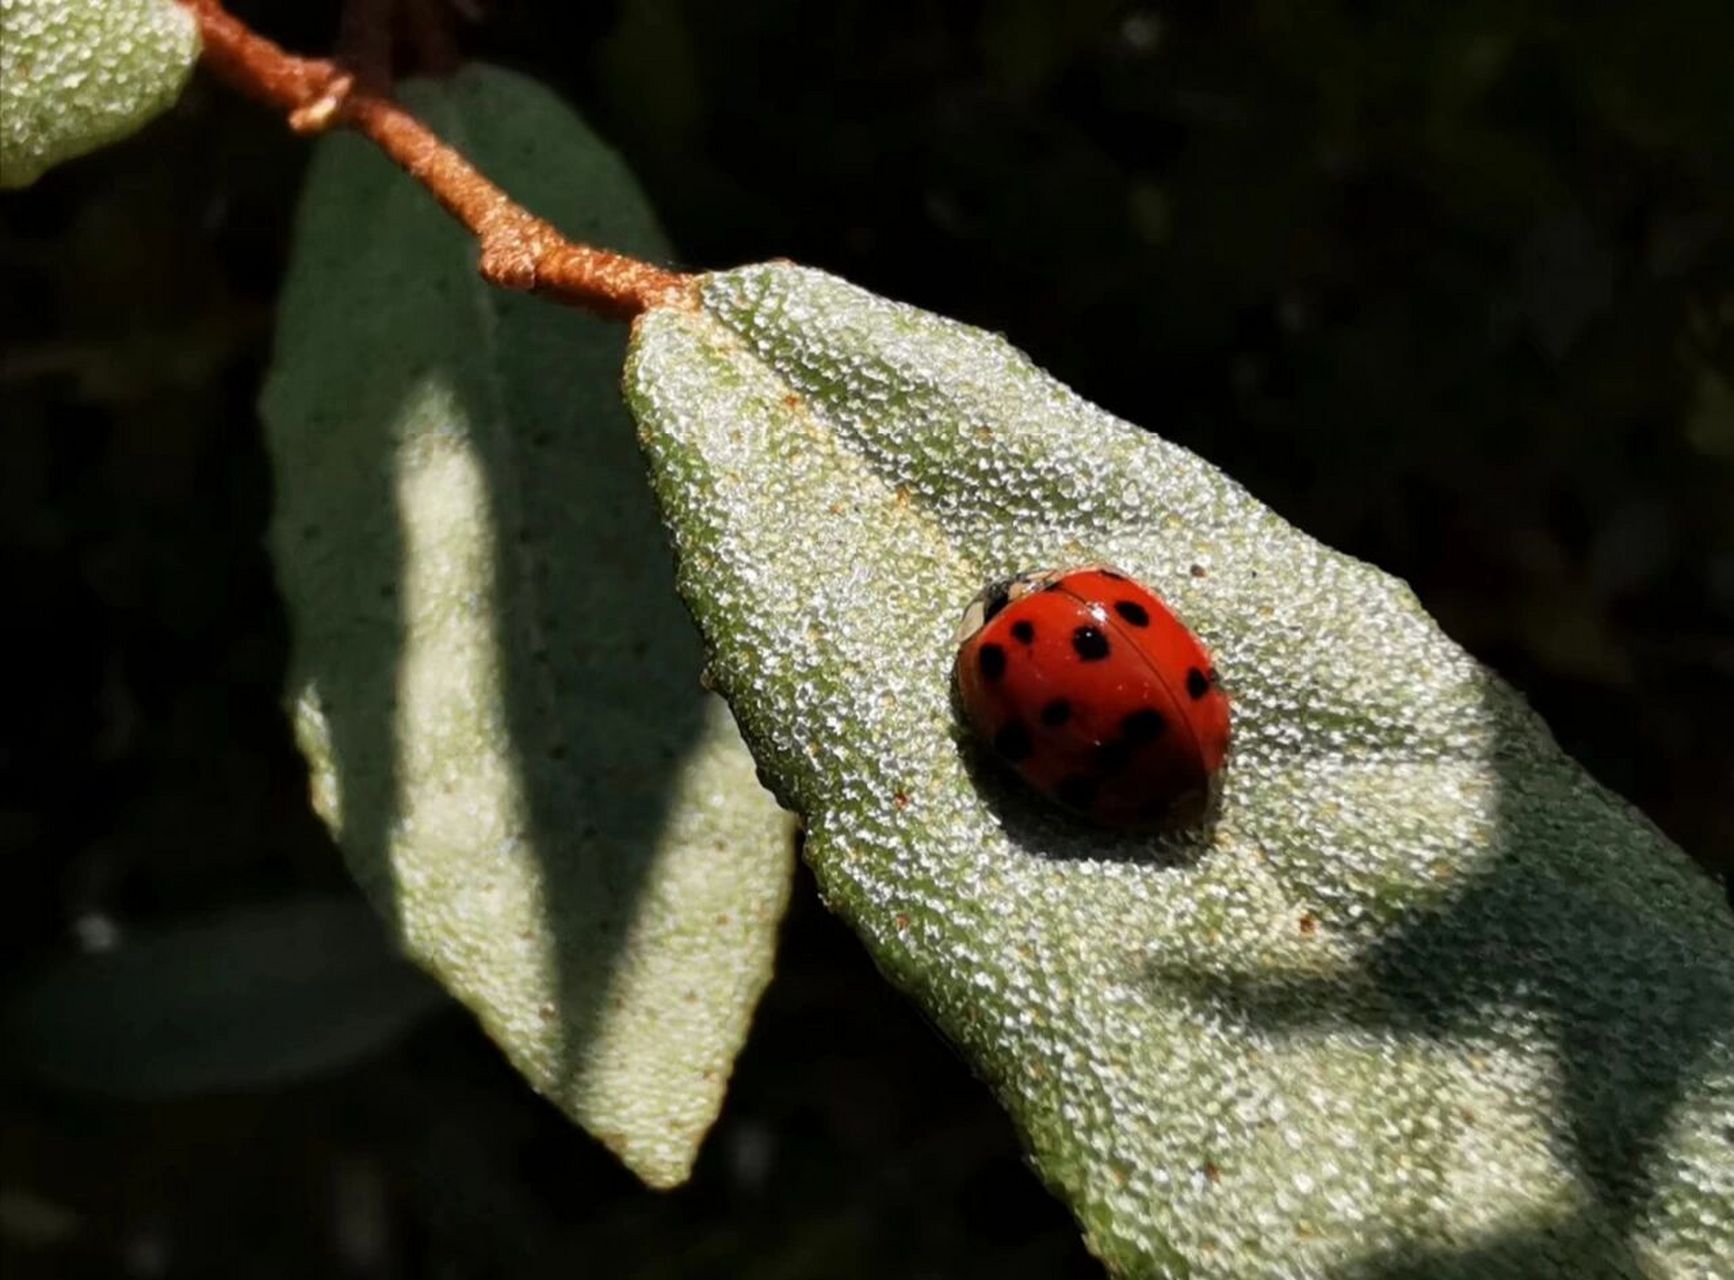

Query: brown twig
[[179, 0, 691, 319]]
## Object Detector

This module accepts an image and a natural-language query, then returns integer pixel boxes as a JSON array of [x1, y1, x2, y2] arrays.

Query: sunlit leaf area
[[4, 3, 1731, 1276]]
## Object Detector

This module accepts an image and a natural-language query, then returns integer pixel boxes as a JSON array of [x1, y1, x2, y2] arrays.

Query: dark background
[[3, 1, 1730, 1276]]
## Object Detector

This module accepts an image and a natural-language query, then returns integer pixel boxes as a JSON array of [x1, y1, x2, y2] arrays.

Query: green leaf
[[261, 65, 794, 1188], [2, 897, 442, 1096], [0, 0, 199, 189], [625, 262, 1734, 1276]]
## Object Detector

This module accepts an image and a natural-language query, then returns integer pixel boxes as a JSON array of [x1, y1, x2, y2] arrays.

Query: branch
[[178, 0, 692, 320]]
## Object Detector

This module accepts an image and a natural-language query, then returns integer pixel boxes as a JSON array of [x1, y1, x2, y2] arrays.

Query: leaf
[[2, 897, 442, 1096], [0, 0, 199, 188], [625, 262, 1734, 1276], [261, 65, 795, 1188]]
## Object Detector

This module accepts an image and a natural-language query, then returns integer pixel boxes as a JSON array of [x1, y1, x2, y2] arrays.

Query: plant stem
[[178, 0, 692, 320]]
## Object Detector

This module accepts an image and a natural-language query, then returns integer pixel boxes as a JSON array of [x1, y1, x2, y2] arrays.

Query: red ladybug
[[953, 566, 1229, 829]]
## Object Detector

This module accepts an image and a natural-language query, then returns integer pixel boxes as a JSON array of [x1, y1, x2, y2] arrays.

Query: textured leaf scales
[[263, 67, 794, 1189], [626, 262, 1734, 1276], [0, 0, 198, 187]]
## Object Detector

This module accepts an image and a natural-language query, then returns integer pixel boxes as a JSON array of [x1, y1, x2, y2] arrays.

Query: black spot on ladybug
[[1186, 667, 1210, 699], [1011, 619, 1036, 644], [1056, 775, 1098, 810], [1072, 626, 1110, 661], [982, 585, 1012, 623], [1121, 708, 1166, 743], [1039, 698, 1071, 727], [1095, 738, 1133, 774], [979, 644, 1007, 681], [1113, 600, 1150, 627], [993, 721, 1033, 762]]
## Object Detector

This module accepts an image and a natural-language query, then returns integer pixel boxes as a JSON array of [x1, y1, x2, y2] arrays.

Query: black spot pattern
[[979, 644, 1007, 681], [1095, 739, 1132, 773], [1121, 708, 1166, 743], [1072, 626, 1110, 660], [982, 586, 1011, 623], [1039, 698, 1071, 727], [1056, 775, 1098, 810], [1113, 600, 1150, 627], [993, 722, 1033, 762], [1011, 619, 1036, 644], [1186, 667, 1210, 699]]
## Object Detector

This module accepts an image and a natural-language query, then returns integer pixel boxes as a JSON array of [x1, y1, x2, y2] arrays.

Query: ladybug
[[953, 566, 1229, 829]]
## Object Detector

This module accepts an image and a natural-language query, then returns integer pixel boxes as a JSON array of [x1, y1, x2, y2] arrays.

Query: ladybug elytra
[[953, 566, 1229, 829]]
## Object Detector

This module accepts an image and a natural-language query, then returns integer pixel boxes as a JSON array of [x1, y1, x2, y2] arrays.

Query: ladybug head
[[953, 568, 1048, 644], [954, 563, 1142, 645], [955, 564, 1138, 644]]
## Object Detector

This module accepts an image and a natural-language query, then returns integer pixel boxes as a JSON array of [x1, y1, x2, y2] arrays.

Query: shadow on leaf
[[1141, 675, 1734, 1265], [265, 68, 791, 1185]]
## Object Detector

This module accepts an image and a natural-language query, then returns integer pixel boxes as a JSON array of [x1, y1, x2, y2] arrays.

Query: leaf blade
[[626, 262, 1734, 1275], [261, 66, 794, 1188], [0, 0, 199, 188]]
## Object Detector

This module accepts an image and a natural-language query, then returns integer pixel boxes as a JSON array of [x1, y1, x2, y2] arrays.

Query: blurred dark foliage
[[2, 1, 1730, 1276]]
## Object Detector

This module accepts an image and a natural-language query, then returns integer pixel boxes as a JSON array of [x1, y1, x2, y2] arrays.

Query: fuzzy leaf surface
[[625, 263, 1734, 1276], [262, 66, 794, 1188], [0, 0, 198, 188]]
